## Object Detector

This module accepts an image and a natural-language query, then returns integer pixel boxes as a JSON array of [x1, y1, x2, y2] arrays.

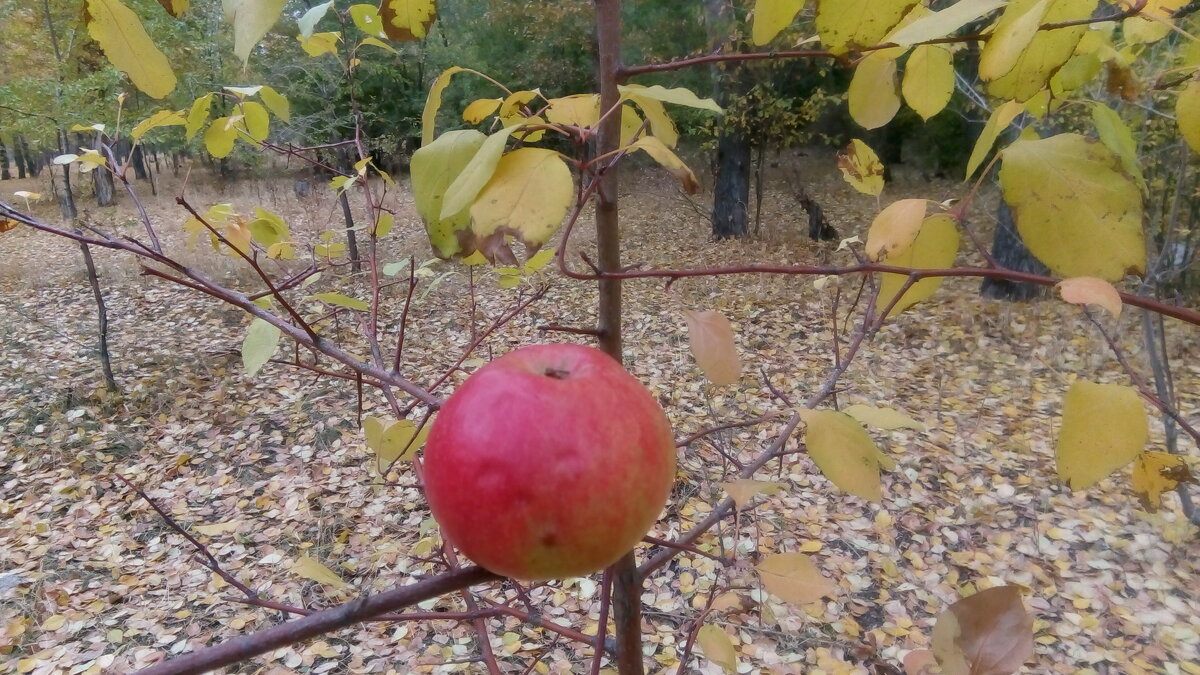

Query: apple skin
[[422, 343, 676, 581]]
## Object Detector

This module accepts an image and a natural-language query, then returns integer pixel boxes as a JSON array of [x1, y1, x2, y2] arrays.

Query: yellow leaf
[[204, 117, 237, 158], [546, 94, 600, 128], [1090, 102, 1145, 191], [298, 31, 340, 57], [620, 85, 680, 147], [696, 625, 738, 673], [615, 84, 722, 113], [1056, 380, 1148, 490], [349, 3, 387, 38], [965, 100, 1022, 180], [441, 126, 520, 219], [888, 0, 1006, 45], [194, 521, 241, 536], [815, 0, 918, 53], [979, 0, 1051, 81], [877, 214, 959, 316], [463, 98, 502, 124], [223, 0, 285, 66], [902, 44, 954, 121], [470, 147, 574, 250], [752, 0, 806, 46], [186, 94, 212, 141], [234, 101, 270, 142], [800, 409, 895, 501], [682, 309, 742, 386], [422, 66, 466, 145], [842, 404, 926, 431], [1132, 451, 1193, 512], [131, 110, 186, 140], [310, 292, 369, 311], [986, 0, 1098, 102], [380, 0, 437, 41], [291, 556, 349, 590], [721, 479, 785, 509], [1176, 79, 1200, 154], [999, 133, 1145, 280], [756, 552, 834, 604], [836, 139, 885, 197], [39, 615, 67, 631], [1056, 277, 1123, 318], [848, 50, 903, 130], [85, 0, 177, 99], [157, 0, 189, 17], [1124, 0, 1189, 44], [411, 129, 486, 258], [866, 198, 927, 261], [259, 85, 291, 122], [630, 136, 699, 194]]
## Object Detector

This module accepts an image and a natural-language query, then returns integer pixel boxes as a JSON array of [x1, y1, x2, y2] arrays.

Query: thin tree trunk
[[14, 135, 27, 179], [0, 138, 10, 180], [704, 0, 752, 239], [336, 146, 362, 274]]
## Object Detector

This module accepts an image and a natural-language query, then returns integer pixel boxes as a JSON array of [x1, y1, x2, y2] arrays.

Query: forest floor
[[1, 153, 1199, 675]]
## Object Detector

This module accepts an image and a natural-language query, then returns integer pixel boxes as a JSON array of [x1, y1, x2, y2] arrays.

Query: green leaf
[[297, 1, 333, 38], [86, 0, 177, 99], [902, 45, 954, 121], [1056, 381, 1148, 490], [350, 4, 388, 38], [380, 0, 438, 41], [204, 118, 237, 158], [440, 125, 520, 220], [186, 94, 213, 141], [1089, 103, 1144, 192], [877, 214, 959, 317], [223, 0, 285, 66], [615, 84, 722, 113], [234, 101, 270, 142], [259, 86, 291, 122], [241, 318, 280, 377], [470, 148, 573, 251], [815, 0, 917, 54], [964, 100, 1022, 180], [131, 110, 186, 140], [800, 409, 895, 501], [999, 133, 1145, 280], [310, 292, 369, 311], [752, 0, 805, 46], [411, 129, 487, 258]]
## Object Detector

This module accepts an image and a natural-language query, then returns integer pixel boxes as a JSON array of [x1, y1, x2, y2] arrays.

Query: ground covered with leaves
[[2, 159, 1199, 674]]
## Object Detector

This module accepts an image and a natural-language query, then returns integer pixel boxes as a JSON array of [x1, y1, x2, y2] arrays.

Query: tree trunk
[[18, 136, 38, 178], [93, 165, 116, 206], [131, 144, 149, 180], [712, 130, 751, 238], [14, 136, 27, 179], [980, 200, 1048, 301], [335, 146, 362, 274], [0, 138, 10, 180]]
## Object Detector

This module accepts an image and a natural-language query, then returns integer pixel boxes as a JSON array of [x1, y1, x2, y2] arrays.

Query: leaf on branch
[[186, 94, 213, 141], [349, 4, 388, 39], [1090, 102, 1144, 192], [903, 44, 954, 121], [842, 404, 926, 431], [412, 129, 486, 258], [463, 98, 502, 124], [1131, 451, 1195, 513], [866, 198, 927, 261], [422, 66, 467, 145], [965, 100, 1022, 180], [630, 136, 700, 194], [888, 0, 1005, 45], [620, 85, 681, 147], [616, 84, 722, 113], [1000, 133, 1145, 280], [696, 624, 738, 674], [204, 117, 237, 158], [440, 125, 521, 220], [816, 0, 917, 53], [837, 139, 885, 197], [800, 409, 895, 501], [751, 0, 806, 46], [931, 586, 1033, 675], [130, 110, 186, 140], [546, 94, 600, 128], [364, 417, 430, 473], [470, 148, 573, 253], [297, 1, 333, 38], [979, 0, 1050, 81], [877, 213, 959, 317], [756, 552, 834, 605], [298, 31, 341, 57], [223, 0, 285, 66], [1056, 380, 1147, 490], [1124, 0, 1189, 44], [86, 0, 177, 99], [380, 0, 438, 42], [259, 85, 291, 122], [985, 0, 1097, 102], [849, 49, 904, 130], [682, 309, 742, 386], [241, 318, 280, 377], [1176, 78, 1200, 154], [1056, 277, 1122, 318]]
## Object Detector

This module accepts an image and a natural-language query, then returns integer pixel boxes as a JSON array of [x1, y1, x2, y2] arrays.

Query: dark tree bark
[[980, 200, 1048, 301], [130, 144, 149, 180], [712, 128, 752, 238], [18, 136, 39, 178], [335, 146, 362, 274], [92, 164, 116, 206], [0, 138, 10, 180], [13, 135, 27, 179]]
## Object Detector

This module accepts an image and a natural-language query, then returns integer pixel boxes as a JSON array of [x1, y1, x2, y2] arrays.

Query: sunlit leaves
[[965, 100, 1022, 180], [1176, 79, 1200, 154], [1056, 277, 1122, 317], [223, 0, 285, 66], [85, 0, 177, 99], [682, 309, 742, 386], [752, 0, 806, 45], [411, 129, 486, 258], [630, 137, 699, 194], [234, 101, 270, 142], [999, 134, 1145, 280], [470, 148, 573, 252], [903, 45, 954, 121], [130, 110, 185, 140], [349, 4, 388, 39], [463, 98, 502, 124], [800, 409, 895, 501], [241, 318, 280, 377], [931, 586, 1033, 675], [545, 94, 600, 128], [837, 139, 885, 196], [877, 214, 960, 317], [849, 50, 903, 130], [696, 625, 738, 673], [1132, 452, 1194, 512], [380, 0, 437, 41], [866, 198, 927, 261], [888, 0, 1005, 45], [248, 207, 294, 259], [756, 552, 835, 604], [815, 0, 917, 53], [1056, 380, 1147, 491]]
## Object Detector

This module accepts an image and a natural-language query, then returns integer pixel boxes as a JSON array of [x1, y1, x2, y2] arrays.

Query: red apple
[[422, 343, 676, 580]]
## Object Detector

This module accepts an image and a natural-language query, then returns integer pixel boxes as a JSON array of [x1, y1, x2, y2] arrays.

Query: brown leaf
[[931, 585, 1033, 675], [682, 309, 742, 386]]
